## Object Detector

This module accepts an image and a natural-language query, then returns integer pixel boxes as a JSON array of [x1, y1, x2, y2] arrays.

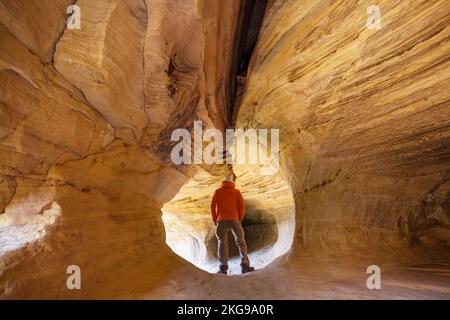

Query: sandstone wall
[[0, 0, 239, 298], [237, 0, 450, 251]]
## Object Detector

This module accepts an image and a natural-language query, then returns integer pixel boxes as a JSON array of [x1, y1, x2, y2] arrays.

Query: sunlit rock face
[[0, 0, 449, 299], [54, 0, 148, 144]]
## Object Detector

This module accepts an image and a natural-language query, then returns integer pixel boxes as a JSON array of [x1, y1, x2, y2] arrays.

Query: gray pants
[[215, 220, 250, 266]]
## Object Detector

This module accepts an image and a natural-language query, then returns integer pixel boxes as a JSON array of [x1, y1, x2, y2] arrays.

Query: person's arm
[[237, 190, 245, 221], [211, 191, 218, 223]]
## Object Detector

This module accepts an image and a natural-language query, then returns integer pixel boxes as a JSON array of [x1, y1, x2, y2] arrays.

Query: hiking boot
[[217, 265, 228, 275], [241, 263, 255, 274]]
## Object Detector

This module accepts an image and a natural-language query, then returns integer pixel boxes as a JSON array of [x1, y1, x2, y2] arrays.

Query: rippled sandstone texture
[[238, 0, 450, 251], [0, 0, 449, 299]]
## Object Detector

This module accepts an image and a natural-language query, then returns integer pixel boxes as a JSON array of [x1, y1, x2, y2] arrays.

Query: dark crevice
[[229, 0, 268, 127], [0, 176, 17, 215], [50, 0, 78, 65], [297, 169, 342, 195]]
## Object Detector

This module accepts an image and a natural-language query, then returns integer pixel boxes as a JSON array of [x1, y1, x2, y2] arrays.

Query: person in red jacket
[[211, 175, 255, 275]]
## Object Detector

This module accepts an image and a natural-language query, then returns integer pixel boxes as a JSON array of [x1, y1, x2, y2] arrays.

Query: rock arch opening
[[162, 166, 295, 275]]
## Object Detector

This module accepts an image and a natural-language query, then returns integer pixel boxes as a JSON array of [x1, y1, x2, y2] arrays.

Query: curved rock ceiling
[[0, 0, 449, 299]]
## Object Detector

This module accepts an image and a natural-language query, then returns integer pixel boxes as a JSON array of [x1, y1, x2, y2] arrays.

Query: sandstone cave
[[0, 0, 449, 299]]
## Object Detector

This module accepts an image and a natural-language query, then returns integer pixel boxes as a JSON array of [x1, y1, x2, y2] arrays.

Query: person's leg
[[215, 221, 229, 272], [230, 220, 250, 265]]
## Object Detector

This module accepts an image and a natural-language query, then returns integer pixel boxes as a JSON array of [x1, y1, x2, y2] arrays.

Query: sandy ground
[[139, 248, 450, 300]]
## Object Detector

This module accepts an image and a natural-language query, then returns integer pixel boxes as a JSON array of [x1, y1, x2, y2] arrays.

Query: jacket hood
[[222, 181, 235, 188]]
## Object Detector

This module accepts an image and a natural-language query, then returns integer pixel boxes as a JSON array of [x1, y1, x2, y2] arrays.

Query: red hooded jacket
[[211, 181, 245, 222]]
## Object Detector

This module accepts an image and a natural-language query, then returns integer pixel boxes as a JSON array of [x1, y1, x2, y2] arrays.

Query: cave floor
[[139, 249, 450, 300]]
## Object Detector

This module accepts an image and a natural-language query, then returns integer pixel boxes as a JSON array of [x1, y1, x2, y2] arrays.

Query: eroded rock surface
[[0, 0, 449, 299], [237, 0, 450, 251]]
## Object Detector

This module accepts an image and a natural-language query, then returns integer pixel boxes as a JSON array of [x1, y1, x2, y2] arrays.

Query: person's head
[[224, 175, 235, 182]]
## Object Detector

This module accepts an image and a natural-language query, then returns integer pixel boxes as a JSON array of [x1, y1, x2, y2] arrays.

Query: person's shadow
[[206, 203, 278, 262]]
